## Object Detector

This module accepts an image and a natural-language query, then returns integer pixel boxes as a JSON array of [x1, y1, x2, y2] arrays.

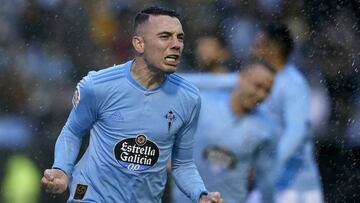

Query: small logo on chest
[[165, 110, 176, 130]]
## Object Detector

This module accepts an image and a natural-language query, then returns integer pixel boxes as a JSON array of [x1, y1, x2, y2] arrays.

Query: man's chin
[[163, 65, 177, 73], [245, 103, 257, 111]]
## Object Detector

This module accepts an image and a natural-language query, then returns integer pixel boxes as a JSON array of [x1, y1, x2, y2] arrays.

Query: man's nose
[[171, 38, 182, 50]]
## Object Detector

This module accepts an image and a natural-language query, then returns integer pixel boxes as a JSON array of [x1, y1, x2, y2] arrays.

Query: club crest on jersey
[[72, 85, 80, 108], [165, 110, 176, 130], [114, 134, 159, 171]]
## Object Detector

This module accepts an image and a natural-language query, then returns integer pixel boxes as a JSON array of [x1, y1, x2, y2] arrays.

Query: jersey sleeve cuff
[[52, 163, 72, 177], [199, 191, 208, 200], [192, 189, 208, 203]]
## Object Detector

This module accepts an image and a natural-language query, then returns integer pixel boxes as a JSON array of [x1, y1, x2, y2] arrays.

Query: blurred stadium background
[[0, 0, 359, 202]]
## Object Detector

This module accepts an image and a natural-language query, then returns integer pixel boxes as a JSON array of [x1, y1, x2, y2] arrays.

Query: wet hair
[[240, 57, 276, 74], [262, 23, 294, 60], [134, 6, 180, 33]]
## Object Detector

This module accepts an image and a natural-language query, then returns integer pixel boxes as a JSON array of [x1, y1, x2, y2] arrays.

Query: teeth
[[166, 58, 176, 62]]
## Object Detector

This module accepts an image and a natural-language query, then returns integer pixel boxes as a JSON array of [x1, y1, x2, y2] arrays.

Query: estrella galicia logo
[[165, 110, 176, 130], [114, 134, 159, 171], [203, 146, 237, 170]]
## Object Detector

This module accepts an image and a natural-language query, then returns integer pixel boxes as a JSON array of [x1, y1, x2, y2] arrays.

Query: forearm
[[277, 123, 308, 166], [258, 172, 275, 203], [278, 83, 310, 166], [171, 159, 207, 203], [255, 142, 275, 203], [52, 126, 83, 176]]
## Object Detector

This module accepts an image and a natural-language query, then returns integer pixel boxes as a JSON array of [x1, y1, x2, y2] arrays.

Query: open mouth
[[164, 54, 180, 66]]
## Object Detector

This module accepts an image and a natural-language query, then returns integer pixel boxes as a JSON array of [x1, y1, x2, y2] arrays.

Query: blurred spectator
[[220, 16, 258, 66], [194, 36, 230, 73]]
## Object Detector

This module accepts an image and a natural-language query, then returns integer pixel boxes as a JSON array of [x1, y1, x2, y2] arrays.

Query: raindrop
[[347, 118, 354, 124]]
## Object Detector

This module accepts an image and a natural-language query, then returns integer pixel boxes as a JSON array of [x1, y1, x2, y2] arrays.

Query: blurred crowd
[[0, 0, 359, 202]]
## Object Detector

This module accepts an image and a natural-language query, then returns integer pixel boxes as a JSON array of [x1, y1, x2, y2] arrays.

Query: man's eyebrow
[[157, 31, 172, 36], [157, 31, 184, 36]]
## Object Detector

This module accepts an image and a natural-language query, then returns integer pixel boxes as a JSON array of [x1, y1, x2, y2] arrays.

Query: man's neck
[[131, 58, 166, 90], [205, 63, 228, 73], [230, 99, 246, 117], [271, 57, 287, 72]]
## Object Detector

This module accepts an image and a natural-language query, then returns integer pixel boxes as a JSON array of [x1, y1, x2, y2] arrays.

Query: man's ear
[[132, 36, 145, 54]]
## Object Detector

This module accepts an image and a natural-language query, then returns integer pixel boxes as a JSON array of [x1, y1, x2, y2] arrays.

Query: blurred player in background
[[172, 59, 277, 203], [194, 35, 230, 73], [247, 23, 323, 203], [41, 6, 223, 203]]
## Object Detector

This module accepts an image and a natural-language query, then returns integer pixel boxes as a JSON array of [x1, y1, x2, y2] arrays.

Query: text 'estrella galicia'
[[114, 134, 159, 171]]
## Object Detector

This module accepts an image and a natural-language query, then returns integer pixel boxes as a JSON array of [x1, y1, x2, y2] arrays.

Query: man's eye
[[160, 35, 169, 39]]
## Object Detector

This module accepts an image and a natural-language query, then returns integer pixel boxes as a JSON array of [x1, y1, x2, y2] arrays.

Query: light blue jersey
[[173, 90, 275, 203], [52, 60, 207, 203], [259, 63, 322, 192]]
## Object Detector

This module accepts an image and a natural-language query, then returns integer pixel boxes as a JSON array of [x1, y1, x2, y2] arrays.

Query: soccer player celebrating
[[41, 6, 223, 203], [249, 23, 323, 203], [173, 59, 277, 203]]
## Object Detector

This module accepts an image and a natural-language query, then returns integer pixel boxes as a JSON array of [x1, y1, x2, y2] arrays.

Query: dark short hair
[[262, 23, 294, 60], [134, 6, 180, 33], [240, 57, 276, 74]]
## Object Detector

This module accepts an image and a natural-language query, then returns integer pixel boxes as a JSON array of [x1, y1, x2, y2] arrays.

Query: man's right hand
[[199, 192, 224, 203], [41, 168, 69, 194]]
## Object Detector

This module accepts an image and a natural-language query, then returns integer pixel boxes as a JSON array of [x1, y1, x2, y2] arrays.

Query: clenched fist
[[199, 192, 224, 203], [41, 169, 69, 194]]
